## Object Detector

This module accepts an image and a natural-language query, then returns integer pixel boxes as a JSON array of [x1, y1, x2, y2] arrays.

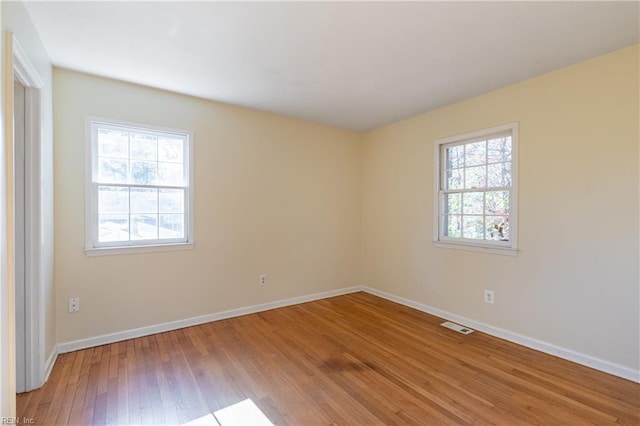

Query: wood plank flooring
[[17, 292, 640, 425]]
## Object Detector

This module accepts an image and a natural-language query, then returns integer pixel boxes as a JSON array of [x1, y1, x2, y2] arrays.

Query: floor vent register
[[441, 321, 475, 335]]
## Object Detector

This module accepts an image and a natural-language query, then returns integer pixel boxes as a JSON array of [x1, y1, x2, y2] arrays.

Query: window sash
[[437, 187, 513, 247], [91, 122, 189, 187], [91, 183, 190, 248]]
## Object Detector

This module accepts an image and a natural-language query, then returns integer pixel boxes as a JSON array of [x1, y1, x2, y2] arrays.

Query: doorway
[[10, 33, 46, 394]]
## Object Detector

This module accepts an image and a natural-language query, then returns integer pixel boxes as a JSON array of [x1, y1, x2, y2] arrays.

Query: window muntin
[[434, 124, 517, 253], [87, 119, 193, 250]]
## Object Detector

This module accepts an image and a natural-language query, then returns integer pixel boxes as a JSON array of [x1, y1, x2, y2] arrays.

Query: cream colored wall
[[54, 69, 361, 343], [55, 45, 638, 374], [361, 45, 640, 370], [0, 3, 11, 416], [0, 30, 17, 417]]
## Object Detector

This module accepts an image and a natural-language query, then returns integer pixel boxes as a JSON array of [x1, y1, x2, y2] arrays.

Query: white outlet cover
[[68, 297, 80, 312], [484, 290, 494, 304]]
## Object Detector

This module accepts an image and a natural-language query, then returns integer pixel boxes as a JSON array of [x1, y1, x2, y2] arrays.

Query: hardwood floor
[[17, 292, 640, 425]]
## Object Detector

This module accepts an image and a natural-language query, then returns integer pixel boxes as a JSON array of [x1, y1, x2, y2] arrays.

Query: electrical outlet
[[69, 297, 80, 313], [484, 290, 495, 304], [260, 274, 267, 286]]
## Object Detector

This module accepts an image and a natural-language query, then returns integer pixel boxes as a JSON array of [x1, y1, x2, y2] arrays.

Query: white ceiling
[[24, 1, 639, 132]]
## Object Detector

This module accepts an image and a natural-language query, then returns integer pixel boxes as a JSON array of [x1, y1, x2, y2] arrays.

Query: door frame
[[10, 32, 45, 392]]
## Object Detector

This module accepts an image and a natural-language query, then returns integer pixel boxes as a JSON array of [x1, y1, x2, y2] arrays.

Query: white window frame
[[85, 116, 195, 256], [433, 122, 518, 256]]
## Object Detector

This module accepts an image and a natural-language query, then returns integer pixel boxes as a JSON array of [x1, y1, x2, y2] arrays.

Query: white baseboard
[[57, 286, 364, 354], [54, 284, 639, 384], [362, 286, 640, 384]]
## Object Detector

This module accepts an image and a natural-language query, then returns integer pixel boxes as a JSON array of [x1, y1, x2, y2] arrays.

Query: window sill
[[85, 242, 194, 257], [433, 241, 517, 256]]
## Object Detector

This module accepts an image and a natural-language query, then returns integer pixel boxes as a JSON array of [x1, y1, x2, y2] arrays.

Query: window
[[433, 123, 518, 255], [85, 117, 194, 254]]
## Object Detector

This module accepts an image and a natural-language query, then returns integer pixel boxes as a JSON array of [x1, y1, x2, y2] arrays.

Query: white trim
[[432, 242, 517, 256], [85, 242, 194, 256], [42, 347, 58, 383], [11, 34, 46, 392], [11, 38, 43, 89], [51, 285, 639, 384], [84, 118, 92, 252], [57, 286, 364, 353], [84, 116, 195, 254], [362, 286, 640, 384], [14, 78, 26, 393], [436, 122, 518, 146], [24, 84, 42, 392], [510, 123, 519, 250], [433, 122, 519, 254]]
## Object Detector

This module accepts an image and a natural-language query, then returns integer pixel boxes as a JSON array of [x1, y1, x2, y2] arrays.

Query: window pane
[[444, 215, 461, 238], [158, 162, 184, 186], [463, 192, 484, 215], [98, 186, 128, 214], [446, 145, 464, 169], [462, 216, 484, 239], [130, 187, 158, 213], [488, 137, 511, 163], [130, 160, 157, 185], [502, 219, 510, 241], [446, 168, 463, 190], [486, 216, 509, 241], [131, 214, 158, 240], [98, 158, 128, 184], [445, 193, 461, 215], [487, 162, 511, 188], [159, 189, 184, 213], [465, 141, 486, 167], [485, 191, 509, 216], [130, 133, 157, 160], [159, 214, 184, 239], [98, 215, 129, 242], [98, 129, 128, 158], [158, 137, 184, 163], [465, 165, 486, 189]]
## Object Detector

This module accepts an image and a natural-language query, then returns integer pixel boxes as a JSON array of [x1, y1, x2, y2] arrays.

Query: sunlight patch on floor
[[181, 413, 219, 426], [181, 399, 274, 426], [214, 399, 274, 426]]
